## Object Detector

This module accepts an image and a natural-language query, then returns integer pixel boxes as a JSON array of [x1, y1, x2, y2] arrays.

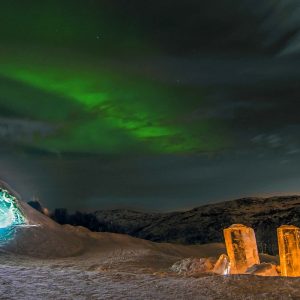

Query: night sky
[[1, 0, 300, 211]]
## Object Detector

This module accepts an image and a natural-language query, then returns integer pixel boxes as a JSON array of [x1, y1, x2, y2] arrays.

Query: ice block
[[277, 225, 300, 277], [223, 224, 260, 274], [213, 254, 231, 275]]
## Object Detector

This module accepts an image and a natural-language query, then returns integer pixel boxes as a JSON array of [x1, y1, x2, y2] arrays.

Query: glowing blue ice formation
[[0, 188, 26, 241]]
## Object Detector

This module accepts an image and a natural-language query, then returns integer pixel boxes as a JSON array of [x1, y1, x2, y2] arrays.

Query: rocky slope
[[46, 195, 300, 255], [88, 196, 300, 255]]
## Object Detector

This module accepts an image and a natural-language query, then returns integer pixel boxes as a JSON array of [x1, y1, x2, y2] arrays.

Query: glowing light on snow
[[0, 188, 26, 241]]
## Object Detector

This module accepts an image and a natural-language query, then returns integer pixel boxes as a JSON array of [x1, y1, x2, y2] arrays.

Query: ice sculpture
[[223, 224, 260, 274], [0, 188, 26, 241], [213, 254, 231, 275], [277, 225, 300, 277]]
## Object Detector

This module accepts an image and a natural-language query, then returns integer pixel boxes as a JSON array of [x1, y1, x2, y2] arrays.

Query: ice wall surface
[[0, 188, 25, 241]]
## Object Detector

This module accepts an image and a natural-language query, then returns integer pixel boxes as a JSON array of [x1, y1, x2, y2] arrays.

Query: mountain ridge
[[36, 195, 300, 255]]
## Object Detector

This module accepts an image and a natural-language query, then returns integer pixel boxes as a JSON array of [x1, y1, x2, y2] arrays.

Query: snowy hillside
[[49, 195, 300, 255], [0, 203, 298, 299], [0, 194, 300, 298]]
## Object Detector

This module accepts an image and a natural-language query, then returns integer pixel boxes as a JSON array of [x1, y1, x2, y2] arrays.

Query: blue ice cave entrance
[[0, 188, 25, 241]]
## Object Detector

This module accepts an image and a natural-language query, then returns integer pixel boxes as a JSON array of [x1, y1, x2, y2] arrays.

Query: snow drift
[[0, 181, 226, 260]]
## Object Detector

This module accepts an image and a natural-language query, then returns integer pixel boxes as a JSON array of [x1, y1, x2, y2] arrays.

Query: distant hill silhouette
[[28, 196, 300, 255]]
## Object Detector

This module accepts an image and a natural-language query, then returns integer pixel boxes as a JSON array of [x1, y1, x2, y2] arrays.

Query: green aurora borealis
[[3, 0, 300, 210], [0, 1, 227, 155]]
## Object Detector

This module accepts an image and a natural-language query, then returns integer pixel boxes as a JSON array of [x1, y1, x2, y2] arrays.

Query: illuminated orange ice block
[[223, 224, 260, 274], [277, 225, 300, 277]]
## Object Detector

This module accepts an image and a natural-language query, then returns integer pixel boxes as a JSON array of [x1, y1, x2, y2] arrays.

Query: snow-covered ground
[[0, 201, 299, 299], [1, 249, 300, 300]]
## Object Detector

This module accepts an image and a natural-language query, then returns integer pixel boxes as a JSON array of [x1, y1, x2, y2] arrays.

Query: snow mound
[[3, 202, 85, 258], [0, 188, 225, 259], [1, 199, 226, 259], [246, 263, 279, 276], [170, 257, 217, 277]]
